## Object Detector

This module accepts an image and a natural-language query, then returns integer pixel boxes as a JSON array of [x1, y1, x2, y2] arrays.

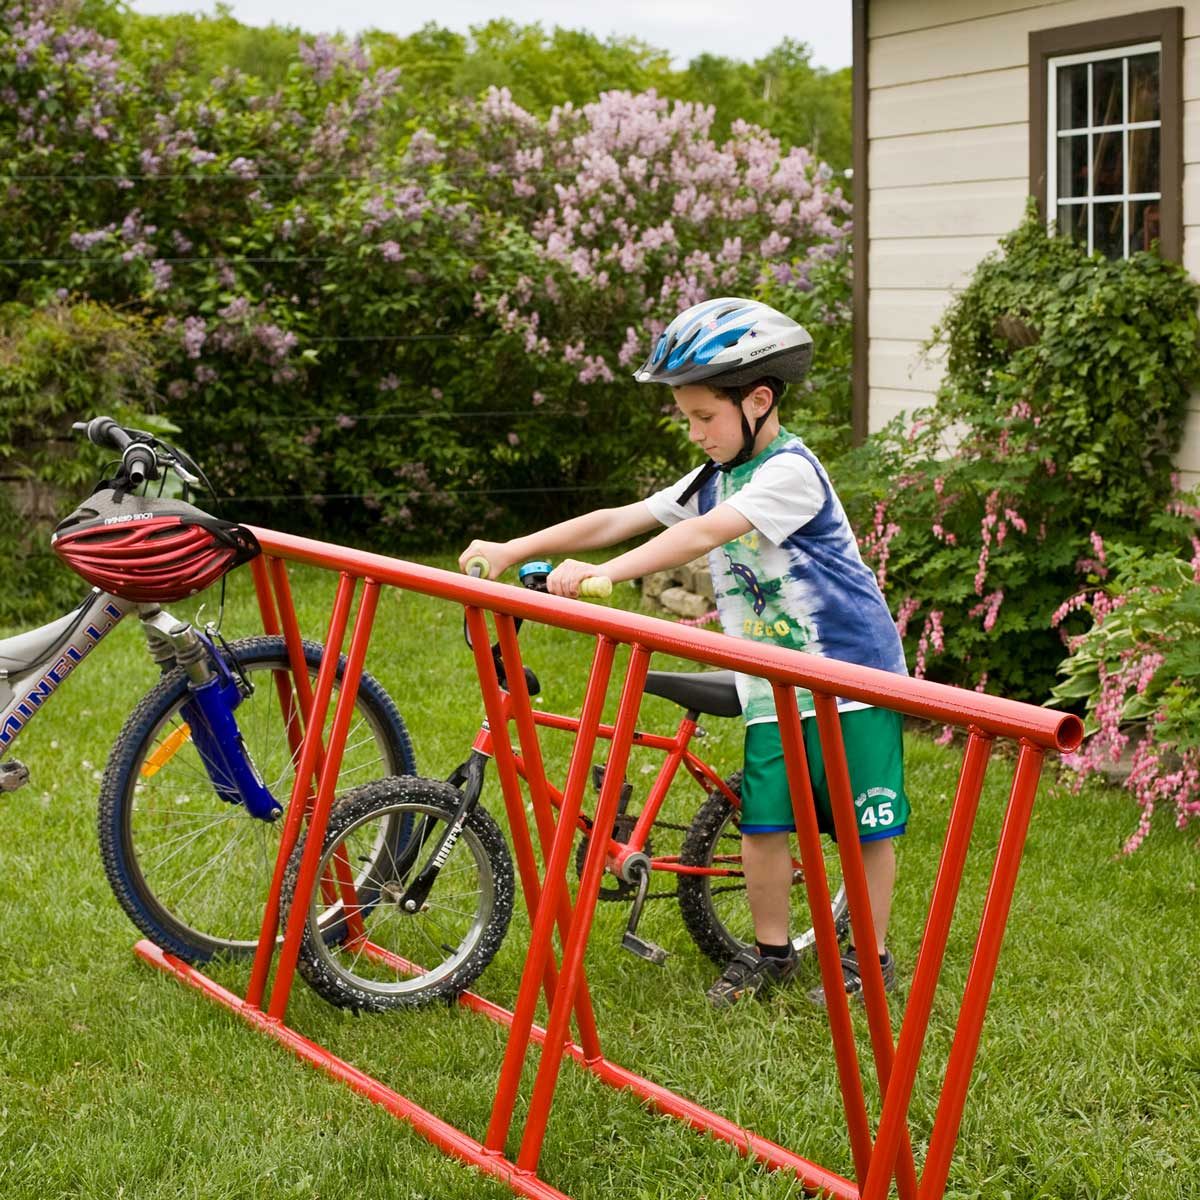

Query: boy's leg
[[741, 830, 793, 947], [860, 835, 896, 955]]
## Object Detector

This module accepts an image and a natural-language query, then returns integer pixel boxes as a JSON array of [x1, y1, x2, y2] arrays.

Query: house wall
[[867, 0, 1200, 486]]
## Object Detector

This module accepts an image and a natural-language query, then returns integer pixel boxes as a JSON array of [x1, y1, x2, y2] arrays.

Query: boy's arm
[[459, 500, 660, 579], [547, 504, 752, 597]]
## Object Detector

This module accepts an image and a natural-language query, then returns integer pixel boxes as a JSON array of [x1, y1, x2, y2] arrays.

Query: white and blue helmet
[[633, 297, 813, 388]]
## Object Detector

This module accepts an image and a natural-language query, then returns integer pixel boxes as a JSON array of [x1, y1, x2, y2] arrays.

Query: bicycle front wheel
[[283, 775, 514, 1012], [98, 636, 416, 962], [676, 772, 849, 966]]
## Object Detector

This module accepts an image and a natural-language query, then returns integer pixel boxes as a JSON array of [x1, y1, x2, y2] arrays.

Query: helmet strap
[[675, 392, 776, 507]]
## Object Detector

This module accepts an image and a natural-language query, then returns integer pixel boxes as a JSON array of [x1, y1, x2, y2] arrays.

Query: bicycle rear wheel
[[676, 772, 849, 966], [98, 635, 415, 962], [283, 775, 514, 1012]]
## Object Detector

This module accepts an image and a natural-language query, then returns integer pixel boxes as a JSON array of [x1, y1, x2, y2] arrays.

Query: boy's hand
[[458, 540, 516, 579], [547, 559, 603, 598]]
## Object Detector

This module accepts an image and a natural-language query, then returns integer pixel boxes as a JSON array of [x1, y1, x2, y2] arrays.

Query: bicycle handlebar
[[465, 555, 612, 600]]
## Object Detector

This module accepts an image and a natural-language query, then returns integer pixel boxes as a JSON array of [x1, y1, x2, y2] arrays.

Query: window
[[1030, 10, 1182, 261]]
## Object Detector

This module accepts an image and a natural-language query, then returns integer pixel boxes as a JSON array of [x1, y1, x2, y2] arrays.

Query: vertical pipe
[[246, 571, 356, 1009], [485, 636, 617, 1155], [774, 686, 874, 1186], [268, 580, 380, 1021], [920, 741, 1045, 1200], [465, 611, 567, 1023], [494, 614, 602, 1060], [811, 695, 919, 1200], [861, 730, 994, 1200], [250, 555, 281, 635], [517, 645, 651, 1174]]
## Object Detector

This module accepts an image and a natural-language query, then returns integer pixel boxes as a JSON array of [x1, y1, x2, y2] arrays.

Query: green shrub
[[836, 208, 1200, 700]]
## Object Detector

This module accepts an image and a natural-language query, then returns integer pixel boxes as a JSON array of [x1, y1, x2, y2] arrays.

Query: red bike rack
[[134, 528, 1084, 1200]]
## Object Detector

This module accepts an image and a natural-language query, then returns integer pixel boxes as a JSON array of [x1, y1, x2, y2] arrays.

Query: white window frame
[[1046, 41, 1163, 258]]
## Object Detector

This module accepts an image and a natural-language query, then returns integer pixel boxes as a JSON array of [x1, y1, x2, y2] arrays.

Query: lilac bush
[[2, 1, 853, 549]]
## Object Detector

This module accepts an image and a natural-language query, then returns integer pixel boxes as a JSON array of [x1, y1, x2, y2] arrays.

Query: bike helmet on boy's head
[[632, 297, 813, 388]]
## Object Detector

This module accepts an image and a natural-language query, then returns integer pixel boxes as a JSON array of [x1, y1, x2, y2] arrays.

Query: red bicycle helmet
[[52, 487, 260, 604]]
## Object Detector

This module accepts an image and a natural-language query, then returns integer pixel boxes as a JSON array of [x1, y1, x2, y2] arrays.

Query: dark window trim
[[1029, 8, 1183, 261], [851, 0, 869, 445]]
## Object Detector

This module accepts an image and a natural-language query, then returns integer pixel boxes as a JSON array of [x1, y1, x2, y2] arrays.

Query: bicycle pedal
[[0, 760, 30, 793], [621, 931, 669, 966]]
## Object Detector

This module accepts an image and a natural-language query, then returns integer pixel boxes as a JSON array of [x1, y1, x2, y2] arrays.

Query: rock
[[659, 586, 712, 620], [642, 570, 673, 599]]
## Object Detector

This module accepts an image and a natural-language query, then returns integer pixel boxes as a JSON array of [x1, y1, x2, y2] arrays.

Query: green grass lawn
[[1, 556, 1197, 1200]]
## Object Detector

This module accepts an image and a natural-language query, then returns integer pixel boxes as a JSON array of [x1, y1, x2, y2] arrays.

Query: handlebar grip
[[83, 415, 129, 451], [466, 555, 490, 580], [579, 576, 613, 600]]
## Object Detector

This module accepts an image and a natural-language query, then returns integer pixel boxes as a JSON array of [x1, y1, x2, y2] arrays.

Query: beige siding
[[866, 0, 1200, 480]]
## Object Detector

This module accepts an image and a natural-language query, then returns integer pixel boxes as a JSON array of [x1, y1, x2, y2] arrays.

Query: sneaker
[[807, 947, 897, 1007], [706, 947, 799, 1008]]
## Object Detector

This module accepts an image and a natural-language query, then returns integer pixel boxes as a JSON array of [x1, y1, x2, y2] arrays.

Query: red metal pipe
[[465, 609, 566, 1021], [250, 555, 280, 634], [774, 687, 874, 1186], [493, 614, 602, 1060], [485, 636, 617, 1154], [811, 694, 919, 1200], [919, 741, 1046, 1199], [134, 941, 575, 1200], [517, 645, 652, 1174], [268, 580, 380, 1021], [246, 528, 1082, 753], [246, 571, 356, 1008], [862, 729, 993, 1200]]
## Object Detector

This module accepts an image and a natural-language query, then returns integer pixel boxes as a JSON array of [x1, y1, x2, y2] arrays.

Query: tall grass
[[0, 557, 1196, 1199]]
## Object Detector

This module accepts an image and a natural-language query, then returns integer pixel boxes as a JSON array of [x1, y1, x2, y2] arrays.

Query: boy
[[460, 297, 909, 1007]]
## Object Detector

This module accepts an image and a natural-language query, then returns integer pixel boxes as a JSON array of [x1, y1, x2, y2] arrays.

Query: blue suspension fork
[[155, 616, 282, 822]]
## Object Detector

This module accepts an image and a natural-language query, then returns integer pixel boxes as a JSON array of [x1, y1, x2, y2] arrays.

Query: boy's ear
[[743, 384, 775, 417]]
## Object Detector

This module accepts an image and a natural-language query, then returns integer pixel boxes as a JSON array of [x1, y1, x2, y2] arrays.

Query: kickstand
[[621, 863, 669, 965]]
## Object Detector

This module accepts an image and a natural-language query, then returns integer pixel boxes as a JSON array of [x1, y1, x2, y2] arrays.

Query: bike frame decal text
[[0, 601, 124, 747]]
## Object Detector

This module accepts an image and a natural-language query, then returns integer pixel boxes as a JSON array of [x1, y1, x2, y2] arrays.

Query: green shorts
[[740, 707, 909, 842]]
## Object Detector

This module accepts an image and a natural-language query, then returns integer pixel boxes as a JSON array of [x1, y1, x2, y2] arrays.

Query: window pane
[[1129, 52, 1160, 123], [1093, 201, 1125, 259], [1057, 63, 1089, 130], [1057, 203, 1088, 246], [1092, 58, 1123, 126], [1058, 134, 1089, 198], [1092, 129, 1122, 195], [1130, 200, 1161, 254], [1129, 127, 1161, 195]]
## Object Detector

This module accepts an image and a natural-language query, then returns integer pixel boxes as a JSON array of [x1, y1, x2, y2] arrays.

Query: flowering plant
[[2, 0, 853, 565], [835, 211, 1200, 701], [1050, 535, 1200, 850]]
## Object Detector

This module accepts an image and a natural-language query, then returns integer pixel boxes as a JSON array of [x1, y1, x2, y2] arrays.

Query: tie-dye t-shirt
[[644, 429, 908, 724]]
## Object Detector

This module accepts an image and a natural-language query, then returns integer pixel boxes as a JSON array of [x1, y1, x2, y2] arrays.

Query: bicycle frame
[[0, 590, 135, 754], [466, 686, 741, 884], [0, 586, 280, 819]]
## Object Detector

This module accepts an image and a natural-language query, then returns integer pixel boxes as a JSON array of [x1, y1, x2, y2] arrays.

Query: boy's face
[[673, 384, 772, 465]]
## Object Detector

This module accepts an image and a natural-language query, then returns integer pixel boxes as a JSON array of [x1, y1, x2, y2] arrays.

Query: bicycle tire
[[283, 775, 514, 1012], [676, 772, 849, 966], [98, 635, 416, 962]]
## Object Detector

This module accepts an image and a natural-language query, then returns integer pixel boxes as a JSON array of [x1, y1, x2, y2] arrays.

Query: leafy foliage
[[836, 209, 1200, 701], [1051, 536, 1200, 850], [0, 0, 852, 620]]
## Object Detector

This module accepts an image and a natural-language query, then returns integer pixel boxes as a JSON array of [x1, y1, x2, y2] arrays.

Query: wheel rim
[[123, 657, 399, 956], [304, 801, 496, 999], [701, 806, 847, 957]]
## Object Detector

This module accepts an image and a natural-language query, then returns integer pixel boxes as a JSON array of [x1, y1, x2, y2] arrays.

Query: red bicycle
[[283, 559, 848, 1011]]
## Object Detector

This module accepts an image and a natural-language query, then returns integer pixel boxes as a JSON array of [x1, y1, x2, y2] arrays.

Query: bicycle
[[0, 415, 417, 964], [282, 558, 848, 1012]]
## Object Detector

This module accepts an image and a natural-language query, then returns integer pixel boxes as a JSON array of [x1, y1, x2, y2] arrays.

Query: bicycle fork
[[395, 750, 488, 912], [140, 611, 281, 821]]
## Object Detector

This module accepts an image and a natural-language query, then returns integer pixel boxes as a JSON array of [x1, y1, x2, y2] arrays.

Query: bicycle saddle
[[643, 670, 741, 718]]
